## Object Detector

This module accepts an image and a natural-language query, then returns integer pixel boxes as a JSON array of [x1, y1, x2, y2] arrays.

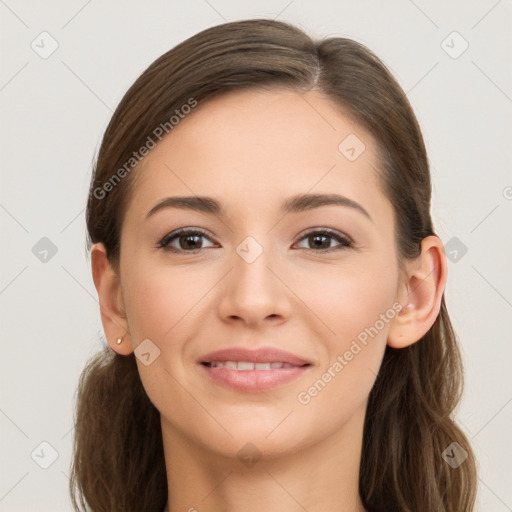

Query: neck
[[161, 408, 367, 512]]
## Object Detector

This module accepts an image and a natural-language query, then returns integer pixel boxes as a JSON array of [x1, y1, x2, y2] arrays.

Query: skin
[[91, 87, 447, 512]]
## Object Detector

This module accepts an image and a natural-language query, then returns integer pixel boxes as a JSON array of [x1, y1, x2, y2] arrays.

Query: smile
[[203, 361, 298, 370], [198, 347, 312, 392]]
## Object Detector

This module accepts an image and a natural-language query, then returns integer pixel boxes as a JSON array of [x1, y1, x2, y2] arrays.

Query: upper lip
[[199, 347, 311, 367]]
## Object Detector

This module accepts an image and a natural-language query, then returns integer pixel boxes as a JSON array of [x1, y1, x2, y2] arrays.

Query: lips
[[198, 347, 312, 392], [199, 347, 310, 367], [206, 361, 297, 370]]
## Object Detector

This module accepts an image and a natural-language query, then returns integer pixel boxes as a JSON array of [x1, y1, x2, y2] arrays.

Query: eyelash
[[157, 227, 354, 254]]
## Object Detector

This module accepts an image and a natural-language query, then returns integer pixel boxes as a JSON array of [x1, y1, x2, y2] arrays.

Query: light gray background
[[1, 1, 511, 511]]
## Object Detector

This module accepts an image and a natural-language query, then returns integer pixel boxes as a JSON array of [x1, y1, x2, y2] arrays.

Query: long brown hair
[[70, 18, 477, 512]]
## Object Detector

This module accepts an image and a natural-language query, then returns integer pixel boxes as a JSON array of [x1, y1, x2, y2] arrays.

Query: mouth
[[198, 347, 312, 392], [202, 361, 308, 370]]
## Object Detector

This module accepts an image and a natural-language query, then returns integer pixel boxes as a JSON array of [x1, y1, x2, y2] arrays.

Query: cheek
[[292, 258, 398, 409], [120, 260, 211, 419], [122, 259, 203, 345], [333, 278, 397, 353], [293, 253, 399, 347]]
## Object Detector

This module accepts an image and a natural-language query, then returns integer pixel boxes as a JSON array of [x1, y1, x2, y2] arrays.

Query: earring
[[116, 336, 123, 345], [398, 303, 413, 315]]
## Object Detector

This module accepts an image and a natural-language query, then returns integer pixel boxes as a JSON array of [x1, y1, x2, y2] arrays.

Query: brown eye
[[296, 229, 353, 253], [159, 229, 215, 253]]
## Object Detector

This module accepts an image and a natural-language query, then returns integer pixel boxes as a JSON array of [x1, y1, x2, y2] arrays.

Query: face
[[117, 88, 403, 459]]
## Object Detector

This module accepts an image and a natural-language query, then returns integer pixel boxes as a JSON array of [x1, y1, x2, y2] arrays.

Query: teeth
[[207, 361, 296, 370]]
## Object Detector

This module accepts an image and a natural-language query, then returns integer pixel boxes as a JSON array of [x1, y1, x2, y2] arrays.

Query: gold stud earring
[[116, 336, 123, 345]]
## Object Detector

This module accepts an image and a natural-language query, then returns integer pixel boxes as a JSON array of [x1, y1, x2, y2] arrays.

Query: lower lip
[[199, 364, 310, 392]]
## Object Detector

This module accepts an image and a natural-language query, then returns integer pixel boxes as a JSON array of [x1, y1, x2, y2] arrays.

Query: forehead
[[154, 87, 374, 169], [127, 87, 389, 223]]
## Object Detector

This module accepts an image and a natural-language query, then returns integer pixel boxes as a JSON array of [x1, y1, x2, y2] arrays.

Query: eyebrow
[[146, 193, 373, 222]]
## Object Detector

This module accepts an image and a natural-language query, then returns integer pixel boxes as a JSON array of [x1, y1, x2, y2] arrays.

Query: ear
[[91, 242, 133, 355], [387, 235, 448, 348]]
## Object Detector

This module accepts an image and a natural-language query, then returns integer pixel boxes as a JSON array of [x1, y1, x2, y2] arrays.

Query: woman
[[70, 18, 477, 512]]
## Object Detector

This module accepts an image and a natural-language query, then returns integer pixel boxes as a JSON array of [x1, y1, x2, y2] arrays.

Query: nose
[[217, 239, 291, 328]]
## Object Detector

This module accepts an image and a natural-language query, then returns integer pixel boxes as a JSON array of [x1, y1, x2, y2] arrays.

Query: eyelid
[[296, 226, 354, 245], [294, 228, 353, 253], [158, 227, 216, 250], [158, 226, 354, 253]]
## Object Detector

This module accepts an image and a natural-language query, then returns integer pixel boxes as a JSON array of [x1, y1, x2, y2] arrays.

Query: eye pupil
[[161, 228, 350, 254], [182, 234, 202, 249], [310, 234, 330, 250]]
